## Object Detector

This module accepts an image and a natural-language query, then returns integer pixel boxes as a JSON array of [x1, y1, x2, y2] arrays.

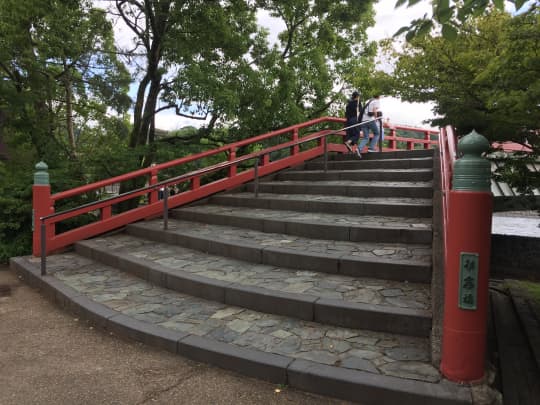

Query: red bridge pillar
[[441, 130, 493, 382]]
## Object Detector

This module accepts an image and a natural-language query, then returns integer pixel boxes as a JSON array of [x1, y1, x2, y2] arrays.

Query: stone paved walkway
[[182, 203, 432, 228], [135, 219, 432, 264], [40, 253, 440, 383], [89, 234, 431, 310]]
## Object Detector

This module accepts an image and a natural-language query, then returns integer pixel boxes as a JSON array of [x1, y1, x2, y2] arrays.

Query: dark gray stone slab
[[10, 256, 44, 290], [10, 257, 84, 308], [178, 335, 292, 384], [287, 359, 471, 405], [225, 285, 317, 321], [314, 298, 432, 337], [262, 247, 340, 274], [108, 313, 187, 353], [206, 239, 263, 263], [65, 294, 118, 329], [339, 257, 431, 283], [166, 271, 228, 303], [285, 221, 349, 241]]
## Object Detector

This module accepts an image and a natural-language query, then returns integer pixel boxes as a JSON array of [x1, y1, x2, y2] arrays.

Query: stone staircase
[[12, 149, 472, 404]]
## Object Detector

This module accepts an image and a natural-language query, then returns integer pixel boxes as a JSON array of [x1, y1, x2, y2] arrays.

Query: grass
[[514, 280, 540, 302]]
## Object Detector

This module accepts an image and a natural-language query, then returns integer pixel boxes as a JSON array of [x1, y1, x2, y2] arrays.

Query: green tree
[[394, 0, 537, 41], [0, 0, 130, 162], [0, 0, 130, 261], [388, 10, 539, 150], [388, 9, 539, 205], [112, 0, 378, 149]]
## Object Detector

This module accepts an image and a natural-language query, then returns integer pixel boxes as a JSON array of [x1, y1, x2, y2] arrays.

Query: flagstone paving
[[178, 202, 433, 228], [215, 192, 433, 206], [134, 219, 432, 264], [43, 252, 440, 383], [89, 233, 431, 309]]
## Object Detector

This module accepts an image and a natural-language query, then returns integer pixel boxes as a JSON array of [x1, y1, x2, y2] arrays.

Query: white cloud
[[381, 97, 437, 129], [367, 0, 431, 41]]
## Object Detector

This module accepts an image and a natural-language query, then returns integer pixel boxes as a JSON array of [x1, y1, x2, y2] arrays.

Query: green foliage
[[0, 162, 32, 263], [389, 10, 539, 148], [394, 0, 537, 41], [389, 9, 539, 201]]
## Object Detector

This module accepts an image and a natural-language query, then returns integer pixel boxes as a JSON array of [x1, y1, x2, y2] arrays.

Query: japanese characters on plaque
[[458, 252, 479, 310]]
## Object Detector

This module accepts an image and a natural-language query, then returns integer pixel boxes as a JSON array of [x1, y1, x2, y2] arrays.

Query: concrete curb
[[74, 240, 431, 337], [10, 255, 471, 405], [126, 222, 432, 283]]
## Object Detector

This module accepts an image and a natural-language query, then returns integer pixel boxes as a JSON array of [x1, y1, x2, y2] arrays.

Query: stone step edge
[[171, 208, 433, 245], [250, 181, 434, 188], [10, 256, 471, 405], [75, 240, 431, 337], [244, 182, 434, 199], [126, 222, 432, 284], [304, 157, 434, 168], [210, 195, 433, 218]]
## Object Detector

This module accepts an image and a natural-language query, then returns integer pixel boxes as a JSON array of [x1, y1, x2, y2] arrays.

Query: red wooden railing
[[33, 117, 439, 259]]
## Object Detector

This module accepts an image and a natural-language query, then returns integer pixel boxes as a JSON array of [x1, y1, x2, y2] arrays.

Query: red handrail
[[33, 117, 439, 256]]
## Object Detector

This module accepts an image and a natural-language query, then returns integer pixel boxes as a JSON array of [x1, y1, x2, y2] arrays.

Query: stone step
[[210, 192, 433, 218], [275, 169, 433, 183], [75, 234, 432, 337], [126, 219, 432, 284], [172, 204, 432, 244], [11, 255, 471, 405], [330, 149, 435, 161], [304, 157, 434, 171], [245, 180, 433, 199]]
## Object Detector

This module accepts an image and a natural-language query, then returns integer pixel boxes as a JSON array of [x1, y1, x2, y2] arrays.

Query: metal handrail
[[39, 119, 382, 275]]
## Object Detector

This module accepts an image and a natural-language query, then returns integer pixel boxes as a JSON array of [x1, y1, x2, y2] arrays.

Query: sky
[[114, 0, 439, 131]]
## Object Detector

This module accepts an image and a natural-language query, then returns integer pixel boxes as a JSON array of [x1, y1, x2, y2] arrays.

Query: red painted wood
[[441, 191, 492, 382], [34, 117, 441, 256]]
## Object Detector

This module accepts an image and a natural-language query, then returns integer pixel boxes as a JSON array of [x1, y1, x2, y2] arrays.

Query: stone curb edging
[[172, 208, 432, 244], [126, 222, 432, 284], [9, 256, 471, 405], [75, 240, 432, 337]]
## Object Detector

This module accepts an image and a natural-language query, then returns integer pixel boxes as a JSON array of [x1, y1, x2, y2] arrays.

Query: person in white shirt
[[358, 95, 382, 154]]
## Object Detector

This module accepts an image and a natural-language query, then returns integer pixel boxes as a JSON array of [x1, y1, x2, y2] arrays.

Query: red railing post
[[191, 177, 200, 190], [424, 131, 431, 149], [101, 206, 112, 221], [389, 128, 397, 150], [441, 130, 493, 382], [148, 163, 159, 204], [33, 162, 54, 256], [228, 146, 237, 177], [291, 127, 299, 155]]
